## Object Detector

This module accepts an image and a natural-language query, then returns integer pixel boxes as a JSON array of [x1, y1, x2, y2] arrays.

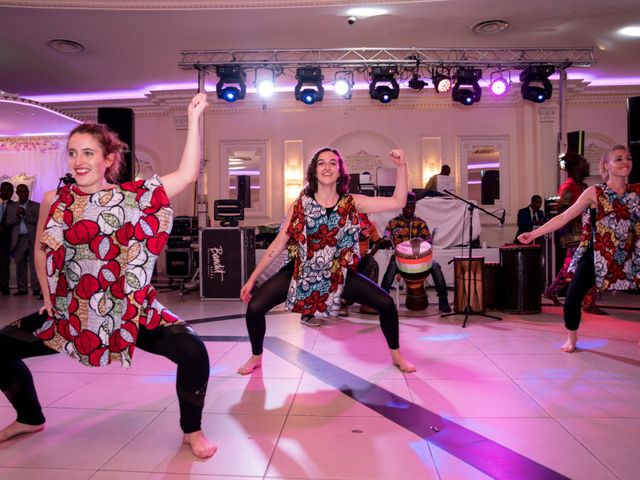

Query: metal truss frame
[[180, 47, 596, 71]]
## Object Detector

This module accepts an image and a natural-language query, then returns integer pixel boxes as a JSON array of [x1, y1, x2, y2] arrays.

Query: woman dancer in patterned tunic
[[0, 93, 216, 458], [519, 145, 639, 352], [237, 147, 416, 375]]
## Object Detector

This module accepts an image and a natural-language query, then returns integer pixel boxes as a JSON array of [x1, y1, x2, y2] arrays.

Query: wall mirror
[[219, 140, 271, 220], [459, 135, 509, 207]]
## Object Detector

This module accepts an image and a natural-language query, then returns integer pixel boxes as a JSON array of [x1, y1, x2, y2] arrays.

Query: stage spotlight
[[255, 69, 275, 98], [520, 65, 554, 103], [369, 66, 399, 103], [333, 71, 353, 99], [489, 71, 509, 96], [431, 67, 452, 94], [215, 65, 246, 103], [452, 67, 482, 106], [295, 67, 324, 105], [408, 73, 428, 91]]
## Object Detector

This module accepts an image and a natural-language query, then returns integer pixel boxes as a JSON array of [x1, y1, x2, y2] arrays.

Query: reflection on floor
[[1, 288, 639, 479]]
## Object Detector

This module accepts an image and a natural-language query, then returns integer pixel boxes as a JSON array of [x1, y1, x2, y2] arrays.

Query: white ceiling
[[1, 0, 640, 135]]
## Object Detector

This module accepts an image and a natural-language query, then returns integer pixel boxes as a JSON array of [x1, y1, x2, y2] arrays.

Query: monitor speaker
[[567, 130, 585, 156], [237, 175, 251, 208], [627, 96, 640, 184], [97, 107, 135, 183]]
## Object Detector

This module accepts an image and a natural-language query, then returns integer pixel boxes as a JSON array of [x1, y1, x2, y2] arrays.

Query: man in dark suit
[[0, 181, 14, 295], [515, 194, 545, 242], [6, 184, 40, 296]]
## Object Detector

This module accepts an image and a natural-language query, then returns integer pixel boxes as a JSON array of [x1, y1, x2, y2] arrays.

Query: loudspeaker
[[481, 170, 500, 205], [237, 175, 251, 208], [567, 130, 585, 155], [166, 248, 193, 278], [97, 107, 135, 183], [627, 96, 640, 184]]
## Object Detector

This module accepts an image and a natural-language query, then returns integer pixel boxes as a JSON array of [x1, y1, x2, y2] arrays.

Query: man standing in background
[[6, 184, 40, 297], [0, 182, 15, 295]]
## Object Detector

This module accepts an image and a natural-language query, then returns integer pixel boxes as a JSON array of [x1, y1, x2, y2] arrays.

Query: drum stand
[[441, 190, 502, 327]]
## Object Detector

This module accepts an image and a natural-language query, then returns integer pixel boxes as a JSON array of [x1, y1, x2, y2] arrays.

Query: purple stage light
[[490, 77, 509, 96]]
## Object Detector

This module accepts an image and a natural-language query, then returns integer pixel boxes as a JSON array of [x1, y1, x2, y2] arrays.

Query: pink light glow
[[468, 163, 500, 169]]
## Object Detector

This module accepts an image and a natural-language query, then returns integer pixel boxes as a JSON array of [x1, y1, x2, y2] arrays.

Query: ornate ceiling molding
[[0, 0, 405, 9]]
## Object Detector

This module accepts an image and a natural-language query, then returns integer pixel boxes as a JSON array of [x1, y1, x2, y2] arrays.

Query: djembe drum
[[394, 238, 433, 310]]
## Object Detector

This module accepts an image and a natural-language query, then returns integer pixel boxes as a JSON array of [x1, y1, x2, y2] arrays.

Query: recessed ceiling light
[[618, 26, 640, 37], [47, 38, 87, 54], [346, 7, 387, 18], [471, 19, 510, 35]]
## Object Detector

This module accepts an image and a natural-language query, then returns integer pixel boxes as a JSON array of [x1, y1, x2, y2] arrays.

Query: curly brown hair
[[67, 123, 128, 183], [304, 147, 350, 197]]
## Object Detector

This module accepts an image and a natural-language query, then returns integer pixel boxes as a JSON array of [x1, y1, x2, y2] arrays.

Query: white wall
[[59, 82, 638, 252]]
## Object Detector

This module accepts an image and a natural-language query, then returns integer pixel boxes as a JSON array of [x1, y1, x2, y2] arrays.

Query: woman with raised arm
[[518, 145, 640, 352], [237, 147, 416, 375], [0, 93, 217, 458]]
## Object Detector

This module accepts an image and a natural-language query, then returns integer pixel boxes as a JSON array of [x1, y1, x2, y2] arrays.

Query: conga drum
[[454, 257, 485, 313], [483, 261, 500, 310], [499, 244, 542, 314], [395, 239, 432, 311]]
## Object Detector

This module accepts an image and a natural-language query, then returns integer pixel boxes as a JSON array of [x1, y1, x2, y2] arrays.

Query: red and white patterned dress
[[568, 183, 640, 291], [35, 175, 181, 368]]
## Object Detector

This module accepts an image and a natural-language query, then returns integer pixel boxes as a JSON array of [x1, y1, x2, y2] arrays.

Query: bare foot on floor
[[561, 330, 578, 353], [390, 349, 417, 373], [183, 430, 217, 459], [237, 354, 262, 375], [0, 421, 44, 442]]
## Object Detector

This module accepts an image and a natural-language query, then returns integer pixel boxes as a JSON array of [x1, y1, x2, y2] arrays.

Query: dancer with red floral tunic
[[519, 145, 640, 352], [0, 93, 216, 458], [237, 147, 416, 375]]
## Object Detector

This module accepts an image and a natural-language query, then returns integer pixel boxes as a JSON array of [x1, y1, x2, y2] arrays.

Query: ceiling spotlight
[[489, 71, 510, 96], [452, 67, 482, 106], [333, 71, 353, 99], [215, 65, 246, 103], [295, 67, 324, 105], [431, 68, 452, 93], [255, 68, 275, 98], [408, 73, 428, 91], [369, 66, 399, 104], [520, 65, 555, 103]]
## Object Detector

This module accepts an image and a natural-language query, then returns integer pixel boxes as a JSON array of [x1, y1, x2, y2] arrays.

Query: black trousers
[[0, 312, 210, 433], [246, 262, 400, 355], [563, 250, 596, 331]]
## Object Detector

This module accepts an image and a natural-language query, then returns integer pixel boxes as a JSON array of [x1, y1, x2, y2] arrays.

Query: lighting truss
[[180, 47, 595, 71]]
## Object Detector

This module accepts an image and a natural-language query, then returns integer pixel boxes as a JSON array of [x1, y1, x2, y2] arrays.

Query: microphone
[[59, 173, 76, 185], [499, 210, 505, 226]]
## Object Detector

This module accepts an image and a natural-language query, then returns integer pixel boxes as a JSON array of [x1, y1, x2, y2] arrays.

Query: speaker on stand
[[627, 96, 640, 184], [237, 175, 251, 208], [97, 107, 135, 183]]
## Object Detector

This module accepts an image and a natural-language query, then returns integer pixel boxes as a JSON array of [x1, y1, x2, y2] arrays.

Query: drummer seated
[[380, 193, 451, 313]]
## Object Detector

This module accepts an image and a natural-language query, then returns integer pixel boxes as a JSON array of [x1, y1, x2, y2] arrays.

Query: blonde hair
[[599, 144, 628, 182]]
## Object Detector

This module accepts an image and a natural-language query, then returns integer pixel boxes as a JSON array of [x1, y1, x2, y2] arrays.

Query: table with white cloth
[[369, 196, 481, 250]]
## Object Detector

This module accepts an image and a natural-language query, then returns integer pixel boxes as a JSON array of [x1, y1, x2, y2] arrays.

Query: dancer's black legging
[[0, 312, 209, 433], [564, 248, 596, 331], [246, 262, 400, 355]]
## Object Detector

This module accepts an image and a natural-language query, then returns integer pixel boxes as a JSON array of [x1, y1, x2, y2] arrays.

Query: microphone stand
[[441, 189, 502, 327]]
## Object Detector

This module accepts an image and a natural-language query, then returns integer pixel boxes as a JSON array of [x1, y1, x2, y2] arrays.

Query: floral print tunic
[[284, 193, 360, 317], [568, 183, 640, 291], [36, 175, 181, 368]]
